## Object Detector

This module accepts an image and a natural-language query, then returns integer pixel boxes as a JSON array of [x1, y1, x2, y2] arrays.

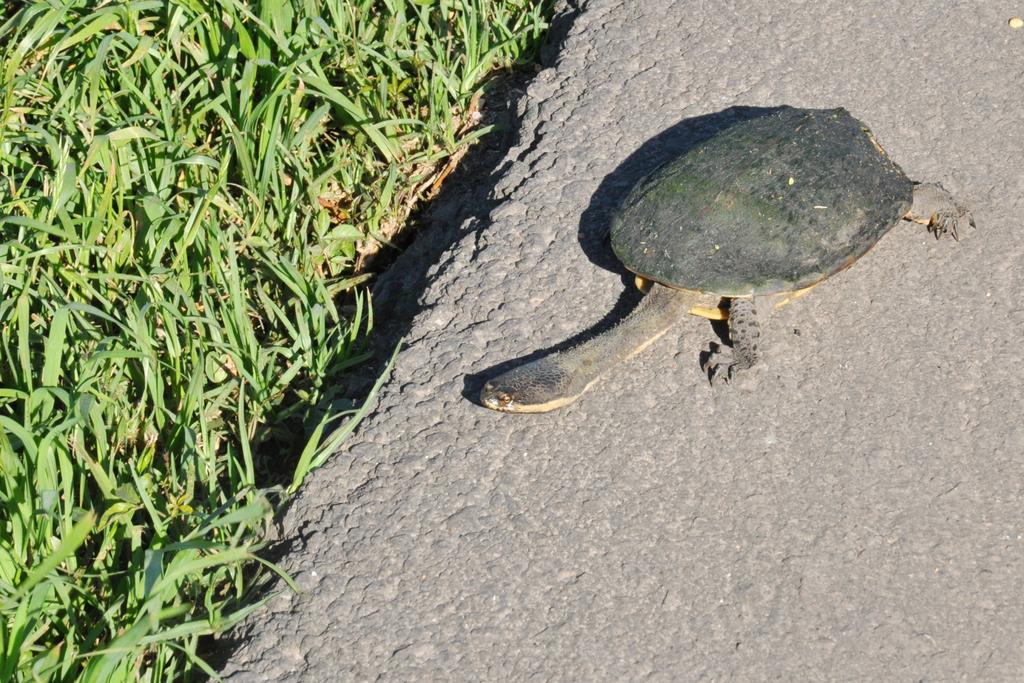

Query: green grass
[[0, 0, 552, 679]]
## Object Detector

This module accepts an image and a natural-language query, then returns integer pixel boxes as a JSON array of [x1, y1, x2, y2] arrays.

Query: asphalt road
[[220, 1, 1024, 679]]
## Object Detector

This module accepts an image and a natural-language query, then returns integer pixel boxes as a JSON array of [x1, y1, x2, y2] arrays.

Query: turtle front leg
[[905, 182, 975, 240], [704, 298, 760, 385]]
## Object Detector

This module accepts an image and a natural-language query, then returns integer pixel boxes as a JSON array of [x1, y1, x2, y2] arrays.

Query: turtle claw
[[910, 182, 975, 242], [927, 201, 974, 241], [703, 349, 740, 386], [703, 298, 761, 386]]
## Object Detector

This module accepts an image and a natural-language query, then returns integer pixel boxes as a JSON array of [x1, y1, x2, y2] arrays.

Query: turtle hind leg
[[906, 182, 975, 241], [704, 298, 760, 385]]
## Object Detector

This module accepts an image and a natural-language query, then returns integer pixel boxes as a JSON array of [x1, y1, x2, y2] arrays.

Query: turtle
[[480, 106, 974, 413]]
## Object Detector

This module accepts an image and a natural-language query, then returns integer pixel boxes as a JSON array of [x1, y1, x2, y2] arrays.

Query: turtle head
[[479, 381, 519, 412], [480, 359, 580, 413]]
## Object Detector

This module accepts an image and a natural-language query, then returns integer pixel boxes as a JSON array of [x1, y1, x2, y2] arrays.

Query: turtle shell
[[609, 106, 913, 296]]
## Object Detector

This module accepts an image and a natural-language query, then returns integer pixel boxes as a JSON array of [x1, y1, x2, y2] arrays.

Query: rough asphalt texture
[[221, 1, 1024, 679]]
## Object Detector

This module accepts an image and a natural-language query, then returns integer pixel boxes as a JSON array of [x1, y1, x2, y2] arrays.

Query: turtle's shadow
[[467, 105, 786, 404]]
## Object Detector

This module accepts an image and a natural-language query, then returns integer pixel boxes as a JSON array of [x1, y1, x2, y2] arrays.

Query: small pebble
[[1010, 16, 1024, 29]]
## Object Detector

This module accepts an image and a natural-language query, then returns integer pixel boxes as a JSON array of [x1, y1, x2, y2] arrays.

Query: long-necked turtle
[[480, 106, 973, 413]]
